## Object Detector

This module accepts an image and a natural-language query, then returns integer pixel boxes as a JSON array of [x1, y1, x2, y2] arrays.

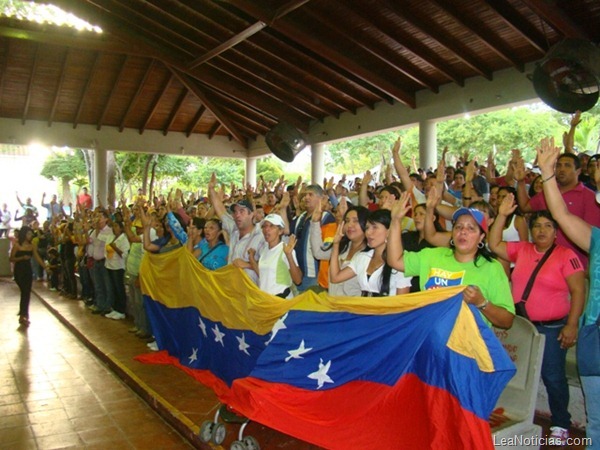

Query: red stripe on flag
[[229, 374, 494, 450]]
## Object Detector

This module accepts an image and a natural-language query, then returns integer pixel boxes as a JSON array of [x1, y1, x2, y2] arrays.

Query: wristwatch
[[476, 299, 489, 310]]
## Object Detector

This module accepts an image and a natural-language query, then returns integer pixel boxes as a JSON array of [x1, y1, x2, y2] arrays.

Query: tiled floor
[[0, 275, 591, 449], [0, 277, 193, 450]]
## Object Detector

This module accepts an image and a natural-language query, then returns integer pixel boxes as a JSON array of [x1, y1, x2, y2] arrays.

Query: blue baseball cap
[[452, 207, 488, 233]]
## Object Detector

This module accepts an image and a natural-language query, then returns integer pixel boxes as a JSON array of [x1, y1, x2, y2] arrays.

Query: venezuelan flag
[[139, 247, 515, 449]]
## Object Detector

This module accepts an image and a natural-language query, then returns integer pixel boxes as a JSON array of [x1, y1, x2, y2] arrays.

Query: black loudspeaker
[[265, 122, 307, 162], [532, 39, 600, 113]]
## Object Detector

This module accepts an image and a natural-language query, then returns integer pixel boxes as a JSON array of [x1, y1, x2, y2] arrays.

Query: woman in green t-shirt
[[387, 192, 514, 329]]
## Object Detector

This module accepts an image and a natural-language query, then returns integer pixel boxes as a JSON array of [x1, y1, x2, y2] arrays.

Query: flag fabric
[[139, 247, 515, 449]]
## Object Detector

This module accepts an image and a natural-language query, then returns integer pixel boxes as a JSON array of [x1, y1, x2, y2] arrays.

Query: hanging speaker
[[532, 39, 600, 113], [265, 122, 307, 162]]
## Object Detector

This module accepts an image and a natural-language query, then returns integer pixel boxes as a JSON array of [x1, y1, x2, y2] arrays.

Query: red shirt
[[77, 193, 93, 210], [507, 242, 582, 321]]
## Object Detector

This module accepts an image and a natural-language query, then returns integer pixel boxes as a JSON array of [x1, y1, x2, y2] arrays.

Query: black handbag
[[515, 244, 556, 319]]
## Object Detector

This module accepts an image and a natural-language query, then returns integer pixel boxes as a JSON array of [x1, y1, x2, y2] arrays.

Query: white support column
[[311, 144, 325, 186], [93, 143, 107, 208], [419, 120, 437, 171], [246, 157, 257, 188]]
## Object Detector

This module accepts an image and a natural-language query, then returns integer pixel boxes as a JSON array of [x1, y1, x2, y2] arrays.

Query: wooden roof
[[0, 0, 598, 150]]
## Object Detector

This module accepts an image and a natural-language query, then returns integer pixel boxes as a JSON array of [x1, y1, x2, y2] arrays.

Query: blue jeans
[[536, 322, 571, 429], [92, 260, 112, 312], [581, 376, 600, 448], [297, 276, 317, 293], [79, 260, 94, 300]]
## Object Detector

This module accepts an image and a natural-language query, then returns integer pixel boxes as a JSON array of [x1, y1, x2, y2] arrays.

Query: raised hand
[[284, 234, 297, 255], [279, 191, 290, 210], [311, 192, 323, 222], [390, 191, 411, 221], [362, 170, 372, 186], [465, 158, 476, 183], [498, 192, 517, 217], [208, 173, 217, 191], [392, 137, 402, 156], [337, 196, 348, 220], [426, 185, 442, 210], [536, 137, 560, 176], [513, 157, 526, 182], [436, 159, 446, 183], [332, 220, 345, 244]]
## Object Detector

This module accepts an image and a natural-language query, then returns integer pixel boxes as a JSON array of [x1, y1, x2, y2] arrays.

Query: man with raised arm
[[207, 173, 265, 285], [290, 183, 335, 292], [515, 147, 600, 268], [537, 136, 600, 447]]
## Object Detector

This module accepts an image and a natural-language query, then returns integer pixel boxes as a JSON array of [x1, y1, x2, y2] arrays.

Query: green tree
[[40, 149, 87, 203]]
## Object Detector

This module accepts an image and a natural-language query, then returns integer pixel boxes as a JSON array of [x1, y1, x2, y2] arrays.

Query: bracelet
[[462, 196, 472, 200], [542, 173, 556, 183], [476, 299, 489, 310]]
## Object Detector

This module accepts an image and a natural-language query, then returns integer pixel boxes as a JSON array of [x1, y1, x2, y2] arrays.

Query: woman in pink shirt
[[489, 192, 585, 444]]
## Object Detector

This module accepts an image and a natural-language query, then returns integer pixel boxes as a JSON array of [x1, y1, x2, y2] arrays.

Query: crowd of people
[[2, 111, 599, 446]]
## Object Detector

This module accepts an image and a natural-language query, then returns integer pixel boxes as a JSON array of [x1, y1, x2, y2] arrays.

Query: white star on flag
[[266, 312, 288, 345], [188, 348, 198, 363], [285, 339, 313, 362], [236, 333, 251, 356], [308, 358, 334, 389], [198, 317, 207, 337], [213, 324, 226, 347]]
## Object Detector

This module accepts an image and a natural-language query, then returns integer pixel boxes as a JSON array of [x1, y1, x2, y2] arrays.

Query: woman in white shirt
[[329, 209, 412, 297], [248, 214, 302, 299], [105, 221, 130, 320], [310, 205, 368, 296]]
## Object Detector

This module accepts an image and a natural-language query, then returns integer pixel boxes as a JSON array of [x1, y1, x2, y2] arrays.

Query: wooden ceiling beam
[[0, 21, 165, 58], [307, 3, 438, 92], [208, 122, 222, 140], [74, 51, 102, 129], [519, 0, 590, 40], [205, 89, 275, 132], [140, 73, 173, 135], [226, 0, 415, 107], [21, 43, 40, 125], [163, 89, 188, 136], [52, 0, 307, 138], [185, 0, 310, 70], [191, 0, 378, 108], [210, 58, 323, 120], [120, 59, 156, 132], [382, 0, 492, 80], [188, 21, 266, 69], [150, 0, 341, 118], [432, 0, 525, 71], [185, 105, 206, 137], [482, 0, 548, 54], [84, 0, 198, 57], [48, 48, 69, 126], [170, 67, 247, 147], [307, 2, 466, 87], [97, 54, 129, 131]]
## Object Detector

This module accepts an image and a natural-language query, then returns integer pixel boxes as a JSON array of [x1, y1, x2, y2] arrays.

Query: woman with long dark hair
[[311, 205, 369, 296], [329, 208, 412, 297], [9, 226, 46, 325]]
